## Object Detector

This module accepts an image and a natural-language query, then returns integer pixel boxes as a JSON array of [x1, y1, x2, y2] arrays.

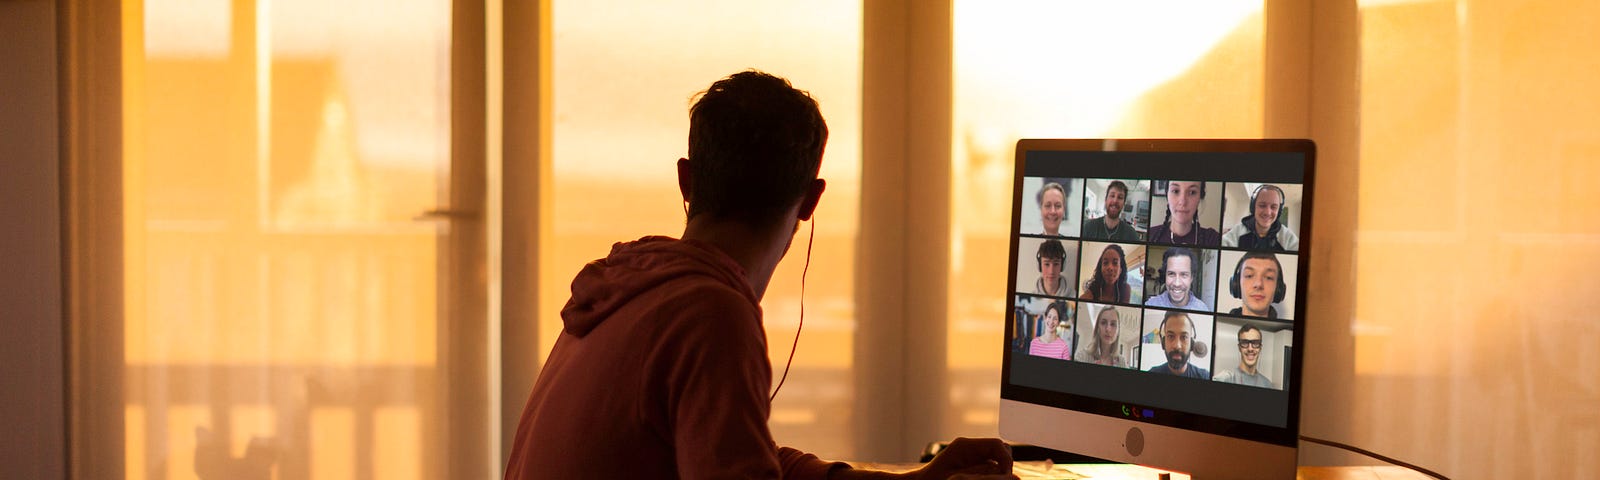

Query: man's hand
[[910, 437, 1016, 480]]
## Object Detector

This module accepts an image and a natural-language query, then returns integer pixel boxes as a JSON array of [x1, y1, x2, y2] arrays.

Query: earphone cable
[[770, 218, 814, 402]]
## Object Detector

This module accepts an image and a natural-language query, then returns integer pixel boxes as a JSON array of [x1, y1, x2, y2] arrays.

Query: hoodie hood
[[559, 236, 756, 337]]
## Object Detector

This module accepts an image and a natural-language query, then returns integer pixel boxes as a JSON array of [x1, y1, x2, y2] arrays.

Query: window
[[119, 1, 479, 478]]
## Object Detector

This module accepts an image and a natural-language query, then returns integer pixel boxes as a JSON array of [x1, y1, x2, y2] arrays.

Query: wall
[[0, 0, 68, 478]]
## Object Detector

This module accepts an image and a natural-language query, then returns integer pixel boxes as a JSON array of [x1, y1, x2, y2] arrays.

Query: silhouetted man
[[505, 71, 1014, 480]]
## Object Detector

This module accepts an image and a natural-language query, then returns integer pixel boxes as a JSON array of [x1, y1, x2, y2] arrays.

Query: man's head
[[1166, 181, 1205, 225], [1161, 311, 1196, 372], [1103, 181, 1129, 221], [1237, 323, 1263, 371], [1161, 247, 1199, 305], [1231, 251, 1284, 317], [1036, 240, 1067, 288], [681, 71, 828, 226], [1038, 182, 1066, 235], [1251, 184, 1285, 232]]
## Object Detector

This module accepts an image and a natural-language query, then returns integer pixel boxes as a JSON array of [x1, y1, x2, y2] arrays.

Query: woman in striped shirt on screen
[[1029, 300, 1072, 360]]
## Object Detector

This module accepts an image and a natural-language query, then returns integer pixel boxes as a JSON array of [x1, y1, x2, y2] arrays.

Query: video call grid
[[1010, 175, 1302, 391]]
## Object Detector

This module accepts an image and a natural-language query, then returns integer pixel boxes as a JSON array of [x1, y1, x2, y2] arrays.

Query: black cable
[[769, 218, 814, 402], [1298, 435, 1450, 480]]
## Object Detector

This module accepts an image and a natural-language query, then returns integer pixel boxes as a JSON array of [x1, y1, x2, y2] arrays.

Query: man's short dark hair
[[686, 70, 828, 224], [1037, 239, 1067, 264], [1163, 310, 1196, 333], [1237, 322, 1261, 339], [1106, 180, 1129, 197], [1161, 247, 1202, 292]]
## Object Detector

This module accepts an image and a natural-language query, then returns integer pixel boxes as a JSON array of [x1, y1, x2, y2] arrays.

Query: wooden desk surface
[[851, 463, 1431, 479], [1297, 466, 1433, 479]]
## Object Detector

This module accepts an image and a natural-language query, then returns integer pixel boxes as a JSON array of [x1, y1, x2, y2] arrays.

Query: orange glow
[[121, 0, 453, 477]]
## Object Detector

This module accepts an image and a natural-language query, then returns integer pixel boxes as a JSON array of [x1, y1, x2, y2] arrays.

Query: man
[[1144, 247, 1209, 310], [1222, 184, 1299, 250], [1147, 311, 1209, 379], [1227, 251, 1284, 319], [1037, 181, 1067, 236], [1032, 239, 1074, 298], [1213, 323, 1276, 388], [504, 71, 1013, 479], [1082, 180, 1141, 241]]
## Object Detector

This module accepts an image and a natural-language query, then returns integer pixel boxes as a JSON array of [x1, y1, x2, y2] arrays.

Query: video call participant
[[1032, 239, 1074, 298], [1082, 180, 1141, 241], [1038, 181, 1067, 237], [1223, 184, 1300, 251], [1228, 251, 1285, 319], [1145, 247, 1210, 311], [505, 71, 1012, 480], [1073, 305, 1128, 367], [1147, 181, 1220, 246], [1213, 323, 1276, 388], [1028, 301, 1071, 360], [1147, 311, 1209, 379], [1080, 244, 1130, 303]]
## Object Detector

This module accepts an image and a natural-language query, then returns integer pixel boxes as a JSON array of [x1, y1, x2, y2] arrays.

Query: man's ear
[[676, 158, 693, 204], [797, 178, 826, 221]]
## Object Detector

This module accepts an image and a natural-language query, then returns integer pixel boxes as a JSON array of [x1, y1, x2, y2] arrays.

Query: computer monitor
[[1000, 139, 1314, 479]]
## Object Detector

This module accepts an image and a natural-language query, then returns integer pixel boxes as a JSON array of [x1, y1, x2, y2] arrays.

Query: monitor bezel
[[999, 138, 1316, 451]]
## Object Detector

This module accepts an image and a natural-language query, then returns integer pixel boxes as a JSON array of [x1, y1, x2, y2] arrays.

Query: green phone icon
[[1121, 405, 1130, 416]]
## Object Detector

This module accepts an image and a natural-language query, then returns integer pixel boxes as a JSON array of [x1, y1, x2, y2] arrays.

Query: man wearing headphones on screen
[[1222, 184, 1300, 251], [1032, 239, 1075, 298], [1228, 251, 1285, 319], [1148, 311, 1210, 379], [505, 71, 1014, 479]]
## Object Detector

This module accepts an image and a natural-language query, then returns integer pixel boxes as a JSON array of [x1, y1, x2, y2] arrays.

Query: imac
[[1001, 139, 1315, 479]]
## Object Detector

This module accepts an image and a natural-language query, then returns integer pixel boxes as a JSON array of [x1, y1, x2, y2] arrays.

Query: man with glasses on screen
[[1214, 323, 1276, 388], [505, 71, 1013, 480], [1147, 311, 1209, 379]]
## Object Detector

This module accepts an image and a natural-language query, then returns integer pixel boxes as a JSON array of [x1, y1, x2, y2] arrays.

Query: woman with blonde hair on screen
[[1074, 305, 1128, 367]]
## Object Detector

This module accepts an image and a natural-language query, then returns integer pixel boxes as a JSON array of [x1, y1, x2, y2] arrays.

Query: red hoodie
[[505, 237, 843, 479]]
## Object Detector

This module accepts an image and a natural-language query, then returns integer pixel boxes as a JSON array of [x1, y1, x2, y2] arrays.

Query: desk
[[1297, 466, 1434, 479], [848, 463, 1433, 479]]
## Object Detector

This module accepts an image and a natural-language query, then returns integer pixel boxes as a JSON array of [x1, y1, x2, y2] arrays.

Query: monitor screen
[[1000, 139, 1314, 478]]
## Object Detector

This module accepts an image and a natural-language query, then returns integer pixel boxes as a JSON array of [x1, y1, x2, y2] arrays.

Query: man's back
[[504, 237, 835, 479]]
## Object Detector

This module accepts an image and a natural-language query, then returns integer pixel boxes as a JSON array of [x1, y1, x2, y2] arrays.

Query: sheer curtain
[[84, 0, 492, 478], [1347, 1, 1600, 477]]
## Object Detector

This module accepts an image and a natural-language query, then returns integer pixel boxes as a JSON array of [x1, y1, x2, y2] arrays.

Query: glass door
[[119, 0, 486, 478]]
